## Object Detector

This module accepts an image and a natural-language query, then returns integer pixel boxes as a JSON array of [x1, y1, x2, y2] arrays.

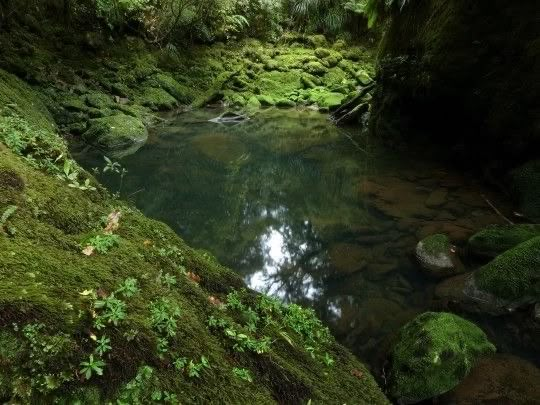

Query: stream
[[73, 108, 538, 370]]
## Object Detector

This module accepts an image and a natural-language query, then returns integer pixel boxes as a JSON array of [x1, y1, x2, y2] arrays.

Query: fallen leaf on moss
[[104, 210, 122, 234], [351, 369, 364, 379], [187, 272, 201, 284], [208, 296, 223, 306], [143, 239, 153, 247], [82, 245, 95, 256]]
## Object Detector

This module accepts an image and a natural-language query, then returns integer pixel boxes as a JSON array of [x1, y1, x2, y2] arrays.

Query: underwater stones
[[468, 224, 540, 257], [440, 354, 540, 405], [510, 159, 540, 221], [425, 188, 448, 208], [388, 312, 496, 404], [328, 242, 369, 275], [191, 133, 247, 164], [416, 234, 462, 278], [474, 236, 540, 302], [138, 87, 178, 111], [83, 114, 147, 152], [303, 61, 328, 76]]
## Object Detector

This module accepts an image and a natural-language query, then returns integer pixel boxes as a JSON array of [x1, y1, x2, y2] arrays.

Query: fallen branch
[[482, 194, 514, 225]]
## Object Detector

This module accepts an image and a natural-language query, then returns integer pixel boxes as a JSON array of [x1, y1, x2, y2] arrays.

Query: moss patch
[[468, 224, 540, 257], [388, 312, 496, 403], [83, 114, 148, 151], [474, 236, 540, 301]]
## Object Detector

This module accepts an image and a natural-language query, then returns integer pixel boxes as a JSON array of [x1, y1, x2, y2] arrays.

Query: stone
[[388, 312, 496, 404], [416, 234, 462, 278], [85, 92, 113, 110], [425, 188, 448, 208], [145, 73, 193, 104], [138, 87, 178, 111], [83, 114, 148, 152], [256, 94, 275, 106], [440, 354, 540, 404], [275, 98, 296, 108], [328, 243, 370, 275]]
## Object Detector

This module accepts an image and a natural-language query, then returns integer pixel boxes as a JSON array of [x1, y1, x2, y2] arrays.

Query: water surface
[[73, 108, 522, 368]]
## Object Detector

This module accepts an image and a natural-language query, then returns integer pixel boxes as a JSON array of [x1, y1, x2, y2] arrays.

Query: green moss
[[304, 61, 328, 76], [85, 92, 114, 110], [83, 114, 148, 151], [137, 87, 178, 111], [145, 73, 194, 104], [510, 160, 540, 222], [256, 94, 275, 106], [388, 312, 496, 403], [422, 234, 451, 256], [474, 236, 540, 301], [468, 224, 540, 257]]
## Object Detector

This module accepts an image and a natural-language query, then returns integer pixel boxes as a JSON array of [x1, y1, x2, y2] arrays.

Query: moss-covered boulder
[[416, 234, 462, 278], [85, 92, 114, 110], [509, 160, 540, 222], [474, 236, 540, 302], [388, 312, 496, 403], [83, 114, 148, 152], [145, 73, 194, 104], [468, 224, 540, 257], [304, 61, 328, 76], [138, 86, 178, 111]]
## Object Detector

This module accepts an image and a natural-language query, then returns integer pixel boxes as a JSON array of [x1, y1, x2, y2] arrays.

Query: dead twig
[[482, 194, 514, 225]]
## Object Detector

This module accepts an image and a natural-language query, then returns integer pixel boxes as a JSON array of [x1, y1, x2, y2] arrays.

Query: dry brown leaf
[[208, 296, 223, 306], [104, 210, 122, 234], [351, 369, 364, 379], [143, 239, 154, 247], [187, 272, 201, 284], [82, 245, 95, 256]]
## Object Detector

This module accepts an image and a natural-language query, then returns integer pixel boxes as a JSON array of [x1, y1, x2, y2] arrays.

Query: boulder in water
[[468, 224, 540, 258], [387, 312, 496, 404], [416, 234, 463, 278]]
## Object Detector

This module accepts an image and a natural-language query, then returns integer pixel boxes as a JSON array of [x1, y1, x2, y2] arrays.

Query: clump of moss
[[468, 224, 540, 257], [83, 114, 148, 151], [474, 236, 540, 301], [388, 312, 496, 404]]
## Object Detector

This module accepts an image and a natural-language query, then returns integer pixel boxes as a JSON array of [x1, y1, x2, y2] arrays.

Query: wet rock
[[83, 114, 147, 153], [425, 188, 448, 208], [387, 312, 496, 404], [468, 224, 540, 258], [440, 354, 540, 404]]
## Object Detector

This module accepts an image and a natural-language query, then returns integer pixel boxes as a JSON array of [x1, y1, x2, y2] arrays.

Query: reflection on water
[[73, 108, 512, 367]]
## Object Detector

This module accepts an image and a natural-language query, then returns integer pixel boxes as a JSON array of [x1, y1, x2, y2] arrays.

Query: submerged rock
[[440, 354, 540, 404], [468, 224, 540, 258], [191, 133, 247, 164], [416, 234, 462, 278], [388, 312, 496, 404], [83, 114, 148, 152]]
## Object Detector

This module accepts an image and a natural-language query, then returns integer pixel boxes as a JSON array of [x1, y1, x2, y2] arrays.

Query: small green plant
[[159, 272, 177, 289], [173, 357, 188, 371], [86, 234, 120, 254], [102, 156, 128, 194], [186, 356, 210, 378], [58, 159, 96, 191], [116, 365, 154, 403], [149, 298, 181, 338], [116, 277, 139, 297], [79, 354, 106, 380], [95, 336, 112, 356], [94, 294, 127, 329], [232, 367, 253, 382]]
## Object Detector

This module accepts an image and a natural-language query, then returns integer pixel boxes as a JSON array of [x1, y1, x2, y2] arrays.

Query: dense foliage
[[0, 0, 389, 43]]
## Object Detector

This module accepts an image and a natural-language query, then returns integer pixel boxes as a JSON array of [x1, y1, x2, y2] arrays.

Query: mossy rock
[[61, 95, 88, 113], [246, 96, 261, 111], [276, 98, 296, 108], [256, 94, 275, 107], [416, 234, 463, 278], [306, 89, 345, 111], [138, 87, 178, 111], [509, 160, 540, 222], [474, 236, 540, 302], [145, 73, 193, 104], [83, 114, 148, 151], [303, 61, 328, 76], [85, 92, 114, 110], [468, 224, 540, 257], [388, 312, 496, 404]]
